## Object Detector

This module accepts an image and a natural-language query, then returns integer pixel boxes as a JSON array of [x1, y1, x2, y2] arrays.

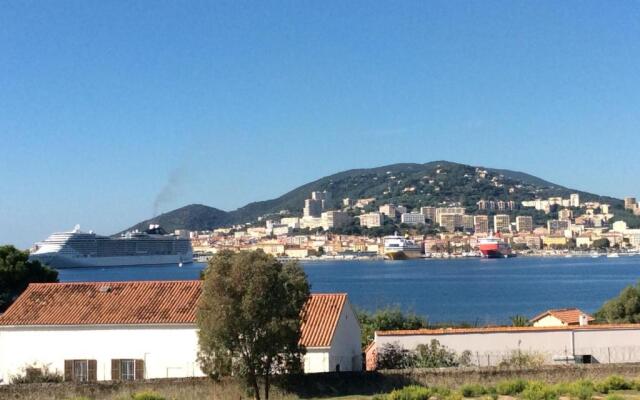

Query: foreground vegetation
[[7, 372, 640, 400], [377, 374, 640, 400]]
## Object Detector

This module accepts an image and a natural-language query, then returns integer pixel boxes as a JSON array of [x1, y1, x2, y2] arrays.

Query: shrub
[[414, 339, 460, 368], [496, 379, 527, 395], [131, 392, 166, 400], [597, 375, 631, 393], [387, 385, 432, 400], [553, 382, 572, 395], [433, 386, 452, 398], [605, 395, 624, 400], [446, 391, 463, 400], [569, 379, 595, 400], [9, 364, 63, 384], [377, 342, 416, 369], [461, 383, 487, 397], [521, 381, 558, 400], [498, 350, 545, 368]]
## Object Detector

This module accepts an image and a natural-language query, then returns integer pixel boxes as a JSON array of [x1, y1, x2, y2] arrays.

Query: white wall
[[328, 302, 362, 372], [375, 327, 640, 367], [303, 348, 330, 373], [0, 325, 204, 384], [533, 315, 565, 327]]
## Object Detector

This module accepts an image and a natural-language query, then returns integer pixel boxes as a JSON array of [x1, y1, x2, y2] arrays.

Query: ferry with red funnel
[[478, 235, 515, 258]]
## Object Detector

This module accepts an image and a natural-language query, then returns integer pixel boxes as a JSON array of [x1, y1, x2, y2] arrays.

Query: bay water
[[58, 256, 640, 324]]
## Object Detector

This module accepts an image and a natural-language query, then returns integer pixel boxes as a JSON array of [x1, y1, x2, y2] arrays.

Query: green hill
[[119, 161, 631, 233]]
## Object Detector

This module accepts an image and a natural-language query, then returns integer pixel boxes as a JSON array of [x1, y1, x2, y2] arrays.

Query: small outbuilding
[[300, 293, 362, 373]]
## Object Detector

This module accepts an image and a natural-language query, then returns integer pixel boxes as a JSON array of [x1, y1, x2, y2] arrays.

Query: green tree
[[358, 307, 428, 348], [595, 281, 640, 323], [0, 245, 58, 312], [592, 238, 610, 250], [196, 250, 310, 400]]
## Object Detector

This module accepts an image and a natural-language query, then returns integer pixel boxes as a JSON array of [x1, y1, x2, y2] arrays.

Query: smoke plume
[[153, 167, 187, 217]]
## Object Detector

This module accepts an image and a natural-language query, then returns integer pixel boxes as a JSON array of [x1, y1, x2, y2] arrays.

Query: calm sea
[[58, 256, 640, 324]]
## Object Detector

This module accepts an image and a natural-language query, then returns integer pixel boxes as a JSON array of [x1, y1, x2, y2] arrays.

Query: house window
[[111, 359, 144, 381], [64, 359, 96, 382], [73, 360, 89, 382], [120, 359, 135, 380]]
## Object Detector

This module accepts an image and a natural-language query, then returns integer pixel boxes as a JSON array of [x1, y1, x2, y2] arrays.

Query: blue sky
[[1, 1, 639, 247]]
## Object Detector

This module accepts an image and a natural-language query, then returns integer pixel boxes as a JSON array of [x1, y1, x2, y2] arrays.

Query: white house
[[530, 308, 595, 327], [0, 281, 361, 384], [0, 281, 205, 384]]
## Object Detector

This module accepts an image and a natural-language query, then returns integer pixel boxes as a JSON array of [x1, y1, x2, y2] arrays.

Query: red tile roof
[[0, 281, 201, 326], [376, 323, 640, 336], [300, 293, 347, 348], [530, 308, 594, 325], [0, 281, 349, 349]]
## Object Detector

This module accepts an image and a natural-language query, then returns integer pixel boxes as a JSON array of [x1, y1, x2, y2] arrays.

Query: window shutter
[[88, 359, 97, 381], [111, 359, 121, 381], [64, 360, 73, 381], [134, 359, 145, 380]]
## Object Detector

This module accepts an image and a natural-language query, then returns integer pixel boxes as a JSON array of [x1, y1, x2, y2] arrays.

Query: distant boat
[[478, 236, 515, 259], [607, 253, 620, 258], [30, 224, 194, 269], [383, 233, 422, 260]]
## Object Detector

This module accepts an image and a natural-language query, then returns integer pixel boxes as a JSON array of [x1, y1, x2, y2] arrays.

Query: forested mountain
[[120, 161, 634, 233]]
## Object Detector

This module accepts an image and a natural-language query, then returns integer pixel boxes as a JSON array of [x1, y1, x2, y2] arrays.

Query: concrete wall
[[375, 326, 640, 367], [0, 325, 204, 384]]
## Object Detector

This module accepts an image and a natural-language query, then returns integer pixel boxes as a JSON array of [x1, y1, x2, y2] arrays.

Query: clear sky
[[1, 1, 639, 248]]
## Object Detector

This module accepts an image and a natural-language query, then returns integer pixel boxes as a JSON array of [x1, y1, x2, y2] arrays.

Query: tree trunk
[[264, 372, 270, 400], [251, 374, 261, 400]]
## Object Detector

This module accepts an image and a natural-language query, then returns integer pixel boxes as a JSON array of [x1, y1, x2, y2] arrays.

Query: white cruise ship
[[29, 225, 193, 269], [383, 233, 422, 260]]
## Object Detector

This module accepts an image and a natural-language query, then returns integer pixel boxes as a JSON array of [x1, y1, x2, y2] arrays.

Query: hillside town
[[188, 185, 640, 260]]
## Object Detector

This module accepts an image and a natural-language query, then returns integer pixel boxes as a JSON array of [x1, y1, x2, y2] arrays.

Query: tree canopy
[[595, 281, 640, 323], [0, 245, 58, 312], [357, 307, 428, 348], [196, 250, 310, 400]]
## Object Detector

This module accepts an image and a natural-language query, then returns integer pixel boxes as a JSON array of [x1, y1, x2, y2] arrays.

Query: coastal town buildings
[[188, 190, 640, 260], [440, 213, 463, 232], [493, 214, 511, 233], [420, 206, 437, 222], [401, 212, 425, 226], [359, 212, 383, 228], [379, 204, 398, 219], [570, 193, 580, 207], [474, 215, 489, 234], [516, 216, 533, 233], [436, 207, 465, 225], [321, 211, 350, 230]]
